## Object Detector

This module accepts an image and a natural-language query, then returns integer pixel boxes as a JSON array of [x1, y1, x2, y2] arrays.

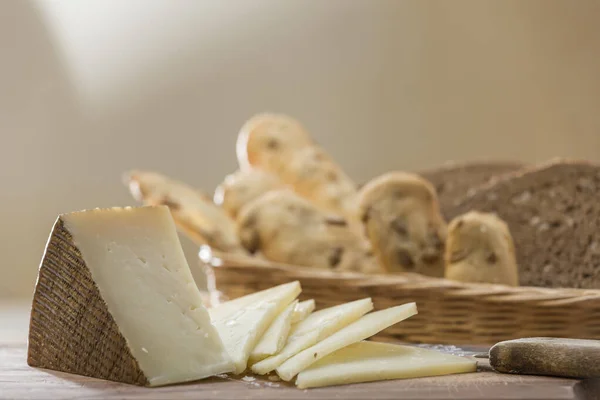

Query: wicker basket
[[200, 248, 600, 345]]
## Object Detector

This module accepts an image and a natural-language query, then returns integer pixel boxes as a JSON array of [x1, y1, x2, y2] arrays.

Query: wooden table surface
[[4, 342, 600, 400], [2, 304, 599, 400]]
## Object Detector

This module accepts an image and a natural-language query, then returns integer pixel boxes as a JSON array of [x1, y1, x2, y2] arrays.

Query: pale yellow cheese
[[296, 341, 477, 388], [210, 282, 299, 320], [250, 300, 298, 363], [61, 206, 234, 386], [209, 281, 301, 374], [291, 299, 315, 324], [276, 303, 418, 381], [251, 298, 373, 375]]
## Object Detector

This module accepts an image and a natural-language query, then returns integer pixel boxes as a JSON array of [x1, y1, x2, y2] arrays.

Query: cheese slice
[[291, 299, 315, 324], [249, 300, 298, 363], [210, 282, 298, 319], [251, 298, 373, 375], [27, 206, 233, 386], [295, 341, 477, 389], [209, 282, 301, 374], [276, 303, 418, 381]]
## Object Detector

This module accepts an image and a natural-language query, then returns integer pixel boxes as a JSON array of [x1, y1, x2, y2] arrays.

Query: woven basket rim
[[200, 247, 600, 306]]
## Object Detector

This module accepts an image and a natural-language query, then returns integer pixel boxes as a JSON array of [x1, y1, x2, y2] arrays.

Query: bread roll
[[236, 113, 313, 172], [237, 189, 382, 274], [236, 113, 358, 216], [214, 169, 284, 218], [358, 172, 446, 277], [285, 146, 358, 214], [125, 170, 244, 253], [445, 211, 519, 286]]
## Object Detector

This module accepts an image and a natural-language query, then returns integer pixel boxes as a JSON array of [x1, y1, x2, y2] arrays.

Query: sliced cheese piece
[[209, 282, 301, 374], [249, 300, 298, 363], [251, 298, 373, 375], [28, 206, 233, 387], [276, 302, 418, 381], [291, 299, 315, 324], [296, 341, 477, 389], [211, 282, 298, 320]]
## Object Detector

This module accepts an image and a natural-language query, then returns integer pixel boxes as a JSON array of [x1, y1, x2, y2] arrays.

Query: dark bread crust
[[419, 161, 525, 219], [449, 159, 600, 288]]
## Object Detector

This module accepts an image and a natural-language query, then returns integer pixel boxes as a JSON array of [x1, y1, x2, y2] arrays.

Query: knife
[[473, 337, 600, 379]]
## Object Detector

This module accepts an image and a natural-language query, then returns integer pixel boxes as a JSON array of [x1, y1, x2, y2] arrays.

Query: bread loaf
[[419, 161, 525, 219], [449, 159, 600, 288], [358, 172, 446, 277]]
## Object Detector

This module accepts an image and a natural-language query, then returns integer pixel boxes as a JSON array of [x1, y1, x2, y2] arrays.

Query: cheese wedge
[[250, 300, 298, 363], [276, 302, 418, 381], [295, 341, 477, 389], [27, 206, 234, 386], [209, 282, 301, 374], [251, 298, 373, 375], [291, 299, 315, 324]]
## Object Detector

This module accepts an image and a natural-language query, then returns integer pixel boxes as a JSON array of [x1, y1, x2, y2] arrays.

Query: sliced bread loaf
[[419, 161, 525, 219], [448, 159, 600, 289]]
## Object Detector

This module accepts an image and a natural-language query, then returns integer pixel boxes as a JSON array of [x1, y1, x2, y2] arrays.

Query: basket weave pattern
[[204, 252, 600, 345]]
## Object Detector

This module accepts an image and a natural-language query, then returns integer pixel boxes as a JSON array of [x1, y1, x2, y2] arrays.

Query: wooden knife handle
[[489, 337, 600, 379]]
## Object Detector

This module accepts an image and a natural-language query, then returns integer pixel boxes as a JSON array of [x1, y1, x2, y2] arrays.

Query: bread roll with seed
[[285, 146, 358, 214], [214, 169, 284, 219], [237, 189, 382, 274], [236, 113, 358, 215], [445, 211, 519, 286], [236, 113, 313, 172], [358, 172, 446, 277], [124, 170, 245, 253]]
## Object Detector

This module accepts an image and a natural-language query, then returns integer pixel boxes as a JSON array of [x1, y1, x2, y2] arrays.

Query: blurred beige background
[[1, 0, 599, 301]]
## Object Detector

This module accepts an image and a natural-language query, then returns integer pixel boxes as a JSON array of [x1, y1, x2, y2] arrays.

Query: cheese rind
[[209, 282, 301, 374], [291, 300, 315, 324], [251, 298, 373, 375], [295, 341, 477, 389], [276, 303, 418, 381], [250, 300, 298, 363], [29, 206, 234, 386]]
